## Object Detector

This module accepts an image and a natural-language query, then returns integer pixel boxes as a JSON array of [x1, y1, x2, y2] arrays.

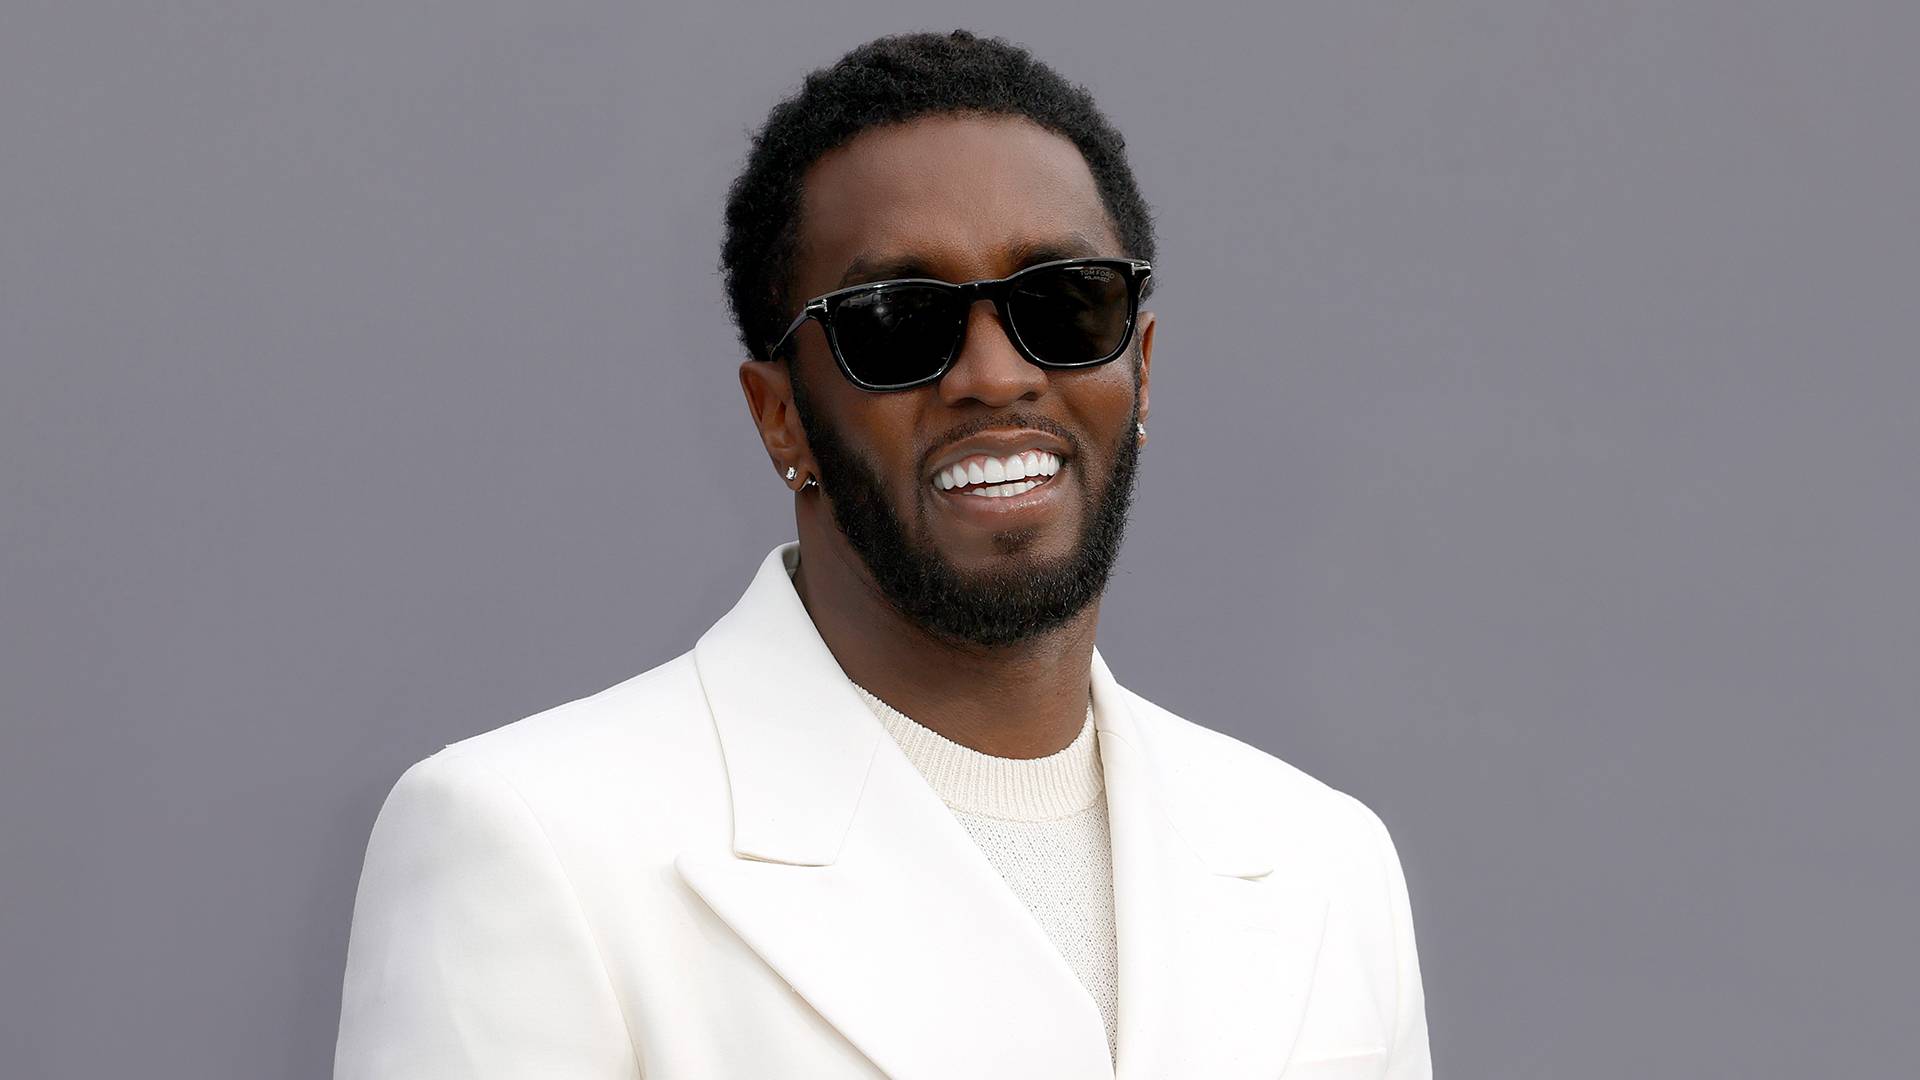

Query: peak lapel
[[677, 544, 1114, 1080], [1090, 652, 1330, 1078]]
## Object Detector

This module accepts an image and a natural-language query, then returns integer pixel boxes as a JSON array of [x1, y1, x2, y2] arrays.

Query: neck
[[792, 518, 1099, 760]]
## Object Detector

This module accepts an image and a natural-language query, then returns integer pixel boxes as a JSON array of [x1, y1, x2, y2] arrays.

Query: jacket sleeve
[[1367, 804, 1433, 1080], [334, 751, 640, 1079]]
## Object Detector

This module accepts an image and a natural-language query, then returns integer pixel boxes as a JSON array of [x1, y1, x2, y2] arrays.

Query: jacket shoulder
[[401, 648, 722, 810], [1116, 684, 1396, 858]]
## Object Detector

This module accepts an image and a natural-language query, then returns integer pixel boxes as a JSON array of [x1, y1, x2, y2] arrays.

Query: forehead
[[795, 113, 1120, 289]]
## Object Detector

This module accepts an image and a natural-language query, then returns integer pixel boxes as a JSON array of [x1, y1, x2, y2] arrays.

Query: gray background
[[3, 2, 1913, 1076]]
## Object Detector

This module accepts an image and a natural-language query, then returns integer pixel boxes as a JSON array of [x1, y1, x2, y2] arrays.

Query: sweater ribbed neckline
[[849, 682, 1104, 823]]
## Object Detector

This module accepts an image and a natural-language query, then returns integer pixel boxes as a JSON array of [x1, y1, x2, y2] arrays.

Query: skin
[[738, 113, 1156, 759]]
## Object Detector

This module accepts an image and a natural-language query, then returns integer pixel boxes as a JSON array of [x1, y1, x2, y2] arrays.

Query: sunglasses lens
[[1008, 262, 1134, 366], [832, 284, 962, 388]]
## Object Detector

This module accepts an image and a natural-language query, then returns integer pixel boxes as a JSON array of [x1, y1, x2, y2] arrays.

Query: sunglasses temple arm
[[763, 309, 816, 362]]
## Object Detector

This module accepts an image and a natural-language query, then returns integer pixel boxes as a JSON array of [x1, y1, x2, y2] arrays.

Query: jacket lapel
[[676, 543, 1112, 1080], [1090, 652, 1330, 1078], [676, 543, 1328, 1079]]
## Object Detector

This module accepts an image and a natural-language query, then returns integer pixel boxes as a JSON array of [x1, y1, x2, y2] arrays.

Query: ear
[[738, 357, 813, 487], [1134, 310, 1155, 430]]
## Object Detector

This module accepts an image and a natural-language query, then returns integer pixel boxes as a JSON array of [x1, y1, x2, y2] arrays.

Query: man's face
[[783, 113, 1154, 648]]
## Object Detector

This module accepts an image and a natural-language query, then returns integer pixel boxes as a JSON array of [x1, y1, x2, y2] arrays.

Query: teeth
[[932, 451, 1063, 492], [963, 479, 1042, 498]]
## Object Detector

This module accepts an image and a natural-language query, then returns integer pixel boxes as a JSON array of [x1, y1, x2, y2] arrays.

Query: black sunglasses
[[762, 257, 1153, 392]]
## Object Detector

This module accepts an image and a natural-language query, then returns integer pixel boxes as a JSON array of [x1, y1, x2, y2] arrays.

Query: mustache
[[918, 412, 1081, 473]]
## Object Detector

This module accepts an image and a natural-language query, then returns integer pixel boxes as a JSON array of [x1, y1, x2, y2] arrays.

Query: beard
[[789, 367, 1143, 650]]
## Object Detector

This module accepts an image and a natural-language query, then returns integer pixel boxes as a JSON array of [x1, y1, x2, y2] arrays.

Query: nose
[[936, 298, 1048, 407]]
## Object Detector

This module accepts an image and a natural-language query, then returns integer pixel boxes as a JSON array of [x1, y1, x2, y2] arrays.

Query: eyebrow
[[835, 232, 1107, 289]]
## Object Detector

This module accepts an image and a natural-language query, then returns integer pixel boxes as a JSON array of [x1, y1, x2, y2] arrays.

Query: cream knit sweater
[[850, 682, 1120, 1062]]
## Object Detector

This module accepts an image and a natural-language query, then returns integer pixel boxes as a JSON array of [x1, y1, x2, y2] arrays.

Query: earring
[[785, 466, 798, 482], [801, 476, 820, 492], [1136, 422, 1147, 440]]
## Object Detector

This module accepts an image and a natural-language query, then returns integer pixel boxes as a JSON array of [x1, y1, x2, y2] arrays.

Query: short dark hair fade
[[720, 29, 1159, 363]]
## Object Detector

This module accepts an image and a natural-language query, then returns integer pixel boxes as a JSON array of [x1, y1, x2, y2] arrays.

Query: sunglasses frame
[[762, 256, 1154, 392]]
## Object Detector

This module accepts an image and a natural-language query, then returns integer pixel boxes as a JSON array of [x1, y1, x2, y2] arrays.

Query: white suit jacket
[[334, 542, 1432, 1079]]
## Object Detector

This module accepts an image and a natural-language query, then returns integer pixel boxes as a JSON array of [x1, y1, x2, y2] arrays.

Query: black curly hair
[[720, 29, 1159, 363]]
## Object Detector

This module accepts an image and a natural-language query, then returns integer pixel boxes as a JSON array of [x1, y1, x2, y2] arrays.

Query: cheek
[[1061, 368, 1142, 432], [823, 392, 927, 482]]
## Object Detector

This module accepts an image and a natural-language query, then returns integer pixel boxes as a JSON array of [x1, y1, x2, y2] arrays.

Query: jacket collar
[[678, 542, 1326, 1078], [687, 541, 879, 866]]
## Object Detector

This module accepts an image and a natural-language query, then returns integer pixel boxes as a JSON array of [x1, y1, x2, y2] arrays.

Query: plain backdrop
[[3, 2, 1914, 1077]]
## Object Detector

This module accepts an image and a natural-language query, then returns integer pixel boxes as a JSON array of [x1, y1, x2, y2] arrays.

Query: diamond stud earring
[[785, 465, 820, 492]]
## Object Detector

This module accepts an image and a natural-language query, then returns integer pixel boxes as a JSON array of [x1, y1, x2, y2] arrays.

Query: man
[[335, 29, 1431, 1080]]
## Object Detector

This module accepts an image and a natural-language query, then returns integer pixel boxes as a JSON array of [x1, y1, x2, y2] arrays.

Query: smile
[[930, 450, 1063, 498]]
